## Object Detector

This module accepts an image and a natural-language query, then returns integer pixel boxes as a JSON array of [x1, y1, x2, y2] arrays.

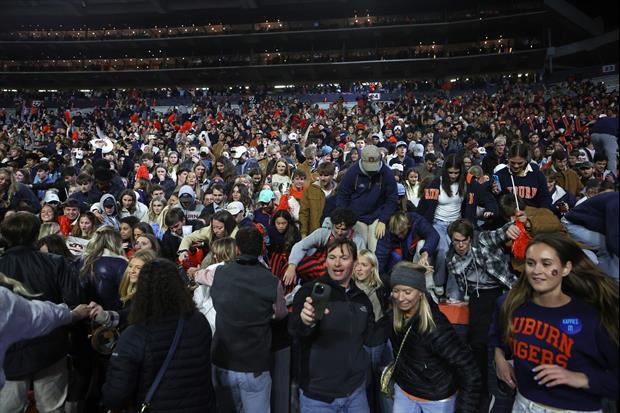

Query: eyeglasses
[[452, 237, 470, 245]]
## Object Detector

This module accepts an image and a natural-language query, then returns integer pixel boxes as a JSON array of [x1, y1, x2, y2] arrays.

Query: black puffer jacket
[[391, 298, 481, 413], [102, 311, 216, 413], [0, 246, 83, 379]]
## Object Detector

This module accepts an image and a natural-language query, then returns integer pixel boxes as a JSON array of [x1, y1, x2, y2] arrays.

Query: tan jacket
[[298, 182, 334, 237], [554, 168, 583, 196]]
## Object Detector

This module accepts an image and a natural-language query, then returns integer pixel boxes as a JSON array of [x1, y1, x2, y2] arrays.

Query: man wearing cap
[[337, 145, 398, 251], [577, 161, 595, 186], [226, 201, 253, 227], [254, 189, 276, 228], [233, 145, 258, 176], [389, 141, 416, 173]]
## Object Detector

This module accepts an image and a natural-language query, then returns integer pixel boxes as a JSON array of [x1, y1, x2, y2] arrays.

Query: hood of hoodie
[[178, 185, 196, 201], [100, 193, 117, 214]]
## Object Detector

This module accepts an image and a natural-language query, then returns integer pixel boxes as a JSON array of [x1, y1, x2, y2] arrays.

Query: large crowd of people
[[0, 76, 618, 413]]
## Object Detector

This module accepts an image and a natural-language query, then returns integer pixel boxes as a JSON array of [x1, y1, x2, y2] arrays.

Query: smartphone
[[492, 174, 501, 192], [310, 282, 331, 321]]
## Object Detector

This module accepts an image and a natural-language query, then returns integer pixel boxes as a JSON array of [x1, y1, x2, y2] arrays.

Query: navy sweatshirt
[[564, 191, 619, 256], [490, 296, 619, 411], [590, 116, 618, 137], [336, 161, 398, 225], [495, 163, 552, 210]]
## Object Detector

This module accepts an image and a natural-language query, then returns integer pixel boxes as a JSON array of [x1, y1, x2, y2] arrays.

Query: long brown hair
[[500, 234, 619, 345]]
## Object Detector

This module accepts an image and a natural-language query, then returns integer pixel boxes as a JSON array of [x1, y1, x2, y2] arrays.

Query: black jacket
[[160, 230, 182, 262], [0, 246, 83, 378], [391, 298, 481, 413], [288, 274, 374, 401], [102, 311, 216, 413]]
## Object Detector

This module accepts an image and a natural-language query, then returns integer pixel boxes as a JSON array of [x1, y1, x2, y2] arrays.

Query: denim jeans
[[432, 219, 462, 300], [364, 342, 394, 413], [590, 132, 618, 175], [392, 384, 456, 413], [512, 392, 602, 413], [300, 383, 369, 413], [562, 217, 619, 282], [212, 366, 272, 413]]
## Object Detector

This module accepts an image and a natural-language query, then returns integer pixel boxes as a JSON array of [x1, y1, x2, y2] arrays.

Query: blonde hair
[[146, 196, 168, 226], [118, 249, 158, 304], [391, 261, 436, 335], [0, 168, 19, 209], [38, 222, 61, 240], [80, 226, 125, 279], [210, 237, 237, 264], [388, 211, 410, 235], [0, 272, 41, 298], [354, 249, 383, 289]]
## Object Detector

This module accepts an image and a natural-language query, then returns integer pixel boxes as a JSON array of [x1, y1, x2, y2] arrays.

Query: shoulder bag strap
[[393, 324, 413, 367], [141, 317, 185, 412]]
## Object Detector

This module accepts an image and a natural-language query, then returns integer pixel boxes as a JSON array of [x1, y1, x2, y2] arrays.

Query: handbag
[[139, 318, 185, 413], [380, 324, 413, 398]]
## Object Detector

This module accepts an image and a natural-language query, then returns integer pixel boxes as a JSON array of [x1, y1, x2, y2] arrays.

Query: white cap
[[232, 146, 248, 159], [391, 163, 404, 172], [43, 191, 60, 204], [225, 201, 244, 215]]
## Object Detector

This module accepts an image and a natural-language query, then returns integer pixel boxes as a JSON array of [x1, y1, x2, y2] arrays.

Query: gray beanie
[[390, 266, 427, 293]]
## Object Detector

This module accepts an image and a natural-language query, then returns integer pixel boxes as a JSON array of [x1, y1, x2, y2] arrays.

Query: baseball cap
[[232, 146, 247, 159], [360, 145, 382, 173], [257, 189, 276, 204], [578, 161, 593, 169], [102, 198, 116, 208], [43, 191, 60, 204], [36, 162, 49, 171], [396, 141, 408, 149], [225, 201, 245, 215], [391, 163, 404, 173]]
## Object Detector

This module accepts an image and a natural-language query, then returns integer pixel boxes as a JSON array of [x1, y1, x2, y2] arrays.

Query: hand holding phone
[[301, 283, 331, 326]]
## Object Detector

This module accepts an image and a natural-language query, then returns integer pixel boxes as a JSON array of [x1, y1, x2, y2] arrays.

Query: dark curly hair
[[128, 258, 195, 324], [330, 207, 358, 229]]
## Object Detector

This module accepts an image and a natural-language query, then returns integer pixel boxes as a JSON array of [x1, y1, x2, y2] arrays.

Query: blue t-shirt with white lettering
[[491, 296, 618, 411]]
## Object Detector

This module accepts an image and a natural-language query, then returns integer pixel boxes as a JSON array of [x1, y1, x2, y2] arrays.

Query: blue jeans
[[300, 383, 369, 413], [393, 384, 456, 413], [562, 217, 619, 282], [432, 219, 462, 300], [212, 366, 271, 413], [364, 343, 394, 413], [591, 132, 618, 175]]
